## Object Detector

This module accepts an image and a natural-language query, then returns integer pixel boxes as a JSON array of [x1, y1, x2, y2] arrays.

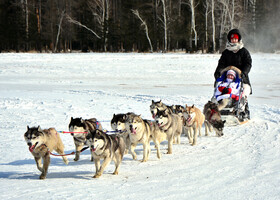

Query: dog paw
[[113, 171, 119, 175], [141, 159, 147, 162], [39, 174, 46, 179], [73, 158, 79, 161], [93, 174, 101, 178]]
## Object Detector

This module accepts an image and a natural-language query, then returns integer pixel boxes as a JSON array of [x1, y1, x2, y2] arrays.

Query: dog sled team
[[24, 28, 252, 179], [24, 100, 227, 179]]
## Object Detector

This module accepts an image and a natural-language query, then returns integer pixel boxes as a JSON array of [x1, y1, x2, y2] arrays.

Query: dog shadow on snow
[[0, 151, 95, 180]]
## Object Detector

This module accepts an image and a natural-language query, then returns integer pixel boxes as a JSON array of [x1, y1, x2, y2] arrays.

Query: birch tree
[[87, 0, 110, 51], [54, 10, 65, 52], [211, 0, 216, 52], [204, 0, 211, 51], [161, 0, 168, 52], [183, 0, 198, 50], [66, 14, 101, 39], [131, 9, 153, 52]]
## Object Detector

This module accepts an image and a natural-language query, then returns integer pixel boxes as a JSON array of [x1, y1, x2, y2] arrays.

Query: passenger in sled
[[212, 67, 249, 122], [213, 28, 252, 123]]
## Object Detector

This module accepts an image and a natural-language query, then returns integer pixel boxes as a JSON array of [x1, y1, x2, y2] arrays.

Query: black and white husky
[[111, 113, 132, 154], [85, 130, 126, 178], [68, 117, 103, 161]]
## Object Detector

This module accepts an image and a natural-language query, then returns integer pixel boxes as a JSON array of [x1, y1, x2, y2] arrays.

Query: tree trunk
[[211, 0, 216, 52]]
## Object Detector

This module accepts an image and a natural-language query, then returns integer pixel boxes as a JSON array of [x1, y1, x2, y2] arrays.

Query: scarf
[[226, 40, 244, 53]]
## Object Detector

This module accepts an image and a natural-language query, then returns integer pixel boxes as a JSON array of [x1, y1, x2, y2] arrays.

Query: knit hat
[[227, 70, 236, 78], [227, 29, 242, 42], [230, 33, 239, 40]]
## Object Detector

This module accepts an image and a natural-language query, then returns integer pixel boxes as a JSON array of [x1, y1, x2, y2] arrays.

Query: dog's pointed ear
[[113, 114, 115, 118], [71, 117, 73, 120], [223, 120, 226, 124], [38, 126, 43, 132], [192, 104, 194, 108], [96, 130, 102, 136], [27, 125, 30, 130], [152, 100, 154, 104], [185, 104, 188, 108]]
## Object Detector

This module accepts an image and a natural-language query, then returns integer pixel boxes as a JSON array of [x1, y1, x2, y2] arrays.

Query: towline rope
[[43, 145, 89, 157], [58, 131, 88, 134]]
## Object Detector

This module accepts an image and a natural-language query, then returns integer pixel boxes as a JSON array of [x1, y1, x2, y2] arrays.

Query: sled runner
[[211, 66, 250, 126]]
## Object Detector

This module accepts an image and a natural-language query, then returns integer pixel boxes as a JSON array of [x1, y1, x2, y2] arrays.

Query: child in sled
[[213, 67, 249, 122], [214, 69, 241, 111]]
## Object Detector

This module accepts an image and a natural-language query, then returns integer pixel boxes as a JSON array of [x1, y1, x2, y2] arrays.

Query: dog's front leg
[[93, 158, 100, 178], [154, 140, 161, 159], [40, 153, 50, 179], [130, 143, 137, 160], [187, 127, 193, 144], [167, 135, 173, 154], [192, 125, 198, 146], [204, 121, 209, 136], [74, 143, 84, 161], [141, 142, 150, 162], [94, 157, 111, 178], [34, 156, 43, 172]]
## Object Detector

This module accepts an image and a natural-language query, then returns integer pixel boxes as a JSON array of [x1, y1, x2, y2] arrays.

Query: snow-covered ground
[[0, 53, 279, 200]]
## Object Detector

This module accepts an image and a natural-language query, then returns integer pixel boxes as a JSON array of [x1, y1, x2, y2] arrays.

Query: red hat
[[230, 33, 239, 40]]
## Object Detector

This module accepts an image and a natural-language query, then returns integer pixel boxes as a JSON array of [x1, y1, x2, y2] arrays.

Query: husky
[[125, 114, 166, 161], [24, 126, 69, 179], [183, 104, 205, 145], [85, 130, 125, 178], [150, 100, 172, 119], [111, 113, 132, 154], [203, 101, 226, 137], [68, 117, 103, 161], [154, 108, 183, 154]]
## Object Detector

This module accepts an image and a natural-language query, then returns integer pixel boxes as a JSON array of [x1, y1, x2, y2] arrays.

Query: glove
[[222, 87, 232, 94], [231, 94, 239, 101]]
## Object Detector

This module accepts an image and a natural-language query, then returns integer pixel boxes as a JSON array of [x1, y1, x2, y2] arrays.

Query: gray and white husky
[[68, 117, 103, 161], [125, 114, 166, 161], [150, 100, 173, 119], [24, 126, 69, 179], [154, 108, 183, 154], [85, 130, 126, 178]]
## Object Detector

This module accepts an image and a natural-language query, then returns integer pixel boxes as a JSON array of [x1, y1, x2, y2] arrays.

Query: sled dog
[[111, 113, 132, 154], [150, 100, 172, 119], [203, 101, 225, 136], [154, 108, 183, 154], [24, 126, 69, 179], [125, 114, 166, 161], [85, 130, 125, 178], [183, 104, 205, 145], [68, 117, 103, 161]]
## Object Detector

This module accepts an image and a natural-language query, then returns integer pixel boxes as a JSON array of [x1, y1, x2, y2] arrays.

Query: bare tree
[[87, 0, 110, 51], [55, 10, 65, 52], [161, 0, 168, 52], [65, 14, 101, 39], [211, 0, 216, 52], [204, 0, 211, 51], [183, 0, 198, 50], [131, 9, 153, 52]]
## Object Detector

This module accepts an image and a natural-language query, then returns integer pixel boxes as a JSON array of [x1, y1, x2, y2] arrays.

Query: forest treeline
[[0, 0, 279, 53]]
